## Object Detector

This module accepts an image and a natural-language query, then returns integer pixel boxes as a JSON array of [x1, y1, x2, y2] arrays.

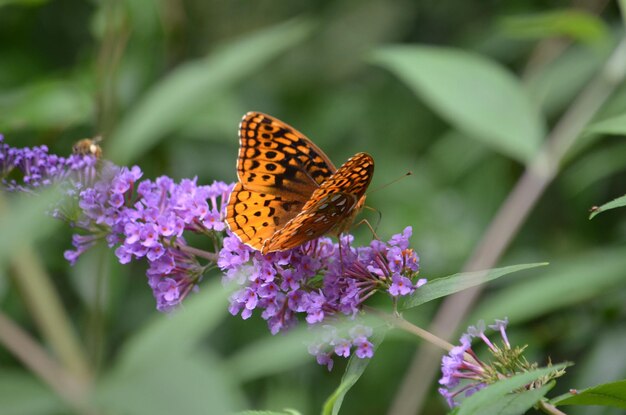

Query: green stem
[[367, 307, 455, 352], [389, 34, 626, 415], [537, 399, 567, 415], [366, 307, 480, 366], [176, 242, 218, 261], [0, 311, 95, 414], [11, 247, 92, 379]]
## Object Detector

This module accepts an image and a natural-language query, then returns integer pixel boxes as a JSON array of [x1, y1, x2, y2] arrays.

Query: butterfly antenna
[[366, 171, 413, 195]]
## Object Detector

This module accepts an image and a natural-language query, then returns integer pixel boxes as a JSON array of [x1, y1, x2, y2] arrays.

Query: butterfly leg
[[354, 219, 381, 241], [362, 205, 382, 233], [338, 234, 345, 276]]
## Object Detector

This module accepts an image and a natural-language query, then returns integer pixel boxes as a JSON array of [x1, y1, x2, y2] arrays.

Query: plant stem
[[388, 35, 626, 415], [537, 399, 568, 415], [367, 307, 481, 367], [0, 311, 95, 414], [177, 243, 218, 261], [366, 307, 455, 352], [10, 247, 92, 379]]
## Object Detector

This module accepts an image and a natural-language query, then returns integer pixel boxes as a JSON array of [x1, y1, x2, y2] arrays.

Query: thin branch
[[366, 307, 455, 353], [10, 247, 92, 378], [0, 312, 95, 414], [176, 243, 218, 261], [538, 399, 568, 415], [388, 34, 626, 415], [367, 307, 481, 367]]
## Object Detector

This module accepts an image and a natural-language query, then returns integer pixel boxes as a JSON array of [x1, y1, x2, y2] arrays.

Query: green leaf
[[98, 282, 242, 415], [97, 350, 243, 415], [0, 79, 93, 131], [0, 189, 63, 269], [371, 46, 545, 163], [0, 370, 66, 415], [552, 379, 626, 409], [107, 19, 312, 164], [0, 0, 48, 6], [498, 10, 610, 46], [589, 194, 626, 219], [114, 280, 230, 372], [585, 113, 626, 136], [322, 331, 386, 415], [226, 325, 314, 383], [562, 142, 626, 195], [526, 43, 608, 120], [457, 365, 568, 415], [468, 247, 626, 325], [235, 411, 302, 415], [401, 263, 548, 310], [468, 384, 553, 415]]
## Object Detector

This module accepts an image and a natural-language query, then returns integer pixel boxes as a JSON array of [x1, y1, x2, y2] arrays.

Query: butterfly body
[[226, 112, 374, 254]]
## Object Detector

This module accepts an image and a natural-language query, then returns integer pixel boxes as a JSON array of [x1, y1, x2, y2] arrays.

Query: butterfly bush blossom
[[439, 318, 566, 408], [0, 135, 98, 195], [63, 161, 233, 311], [1, 136, 427, 367], [218, 227, 425, 368]]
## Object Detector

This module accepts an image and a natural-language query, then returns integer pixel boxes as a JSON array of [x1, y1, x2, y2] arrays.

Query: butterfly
[[225, 112, 374, 254]]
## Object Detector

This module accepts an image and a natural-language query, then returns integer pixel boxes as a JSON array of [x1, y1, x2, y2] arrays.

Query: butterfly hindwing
[[261, 153, 374, 253]]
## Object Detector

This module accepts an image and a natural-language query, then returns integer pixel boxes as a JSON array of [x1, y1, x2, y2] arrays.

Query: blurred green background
[[1, 0, 626, 414]]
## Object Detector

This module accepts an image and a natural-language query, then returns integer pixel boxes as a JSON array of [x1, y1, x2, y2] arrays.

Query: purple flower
[[60, 161, 230, 311], [1, 136, 430, 370], [388, 275, 415, 296], [0, 136, 98, 194], [334, 338, 352, 358], [438, 318, 565, 408], [217, 225, 425, 367]]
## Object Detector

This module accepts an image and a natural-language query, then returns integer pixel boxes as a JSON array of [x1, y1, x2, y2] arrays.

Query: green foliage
[[498, 10, 610, 46], [0, 79, 93, 132], [468, 247, 626, 325], [401, 263, 548, 310], [552, 379, 626, 409], [457, 365, 567, 415], [0, 371, 66, 415], [2, 1, 626, 415], [371, 46, 545, 163], [589, 193, 626, 219], [107, 19, 313, 164], [322, 331, 385, 415]]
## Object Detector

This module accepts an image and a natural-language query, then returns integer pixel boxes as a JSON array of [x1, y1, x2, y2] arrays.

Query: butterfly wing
[[237, 112, 336, 198], [226, 112, 337, 251], [261, 152, 374, 253]]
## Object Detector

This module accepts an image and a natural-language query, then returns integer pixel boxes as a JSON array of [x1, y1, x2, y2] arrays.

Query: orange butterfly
[[225, 112, 374, 254]]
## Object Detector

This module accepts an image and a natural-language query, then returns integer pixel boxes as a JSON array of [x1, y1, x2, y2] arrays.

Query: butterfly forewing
[[226, 112, 375, 253], [238, 112, 336, 199], [225, 183, 306, 249]]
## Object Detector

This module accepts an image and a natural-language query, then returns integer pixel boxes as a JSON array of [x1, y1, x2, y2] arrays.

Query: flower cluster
[[438, 319, 565, 408], [307, 324, 375, 371], [218, 226, 425, 367], [1, 136, 428, 367], [64, 160, 232, 311], [0, 135, 97, 194]]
